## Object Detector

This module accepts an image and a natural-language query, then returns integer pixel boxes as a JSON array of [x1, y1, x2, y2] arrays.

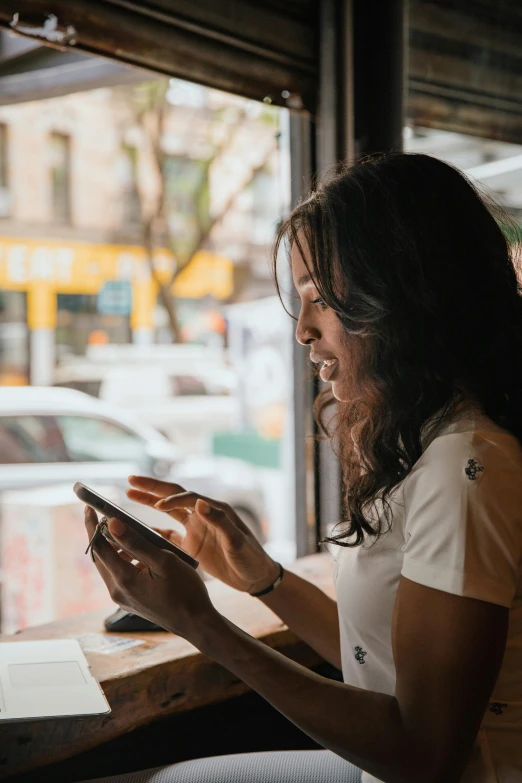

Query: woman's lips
[[319, 358, 339, 382]]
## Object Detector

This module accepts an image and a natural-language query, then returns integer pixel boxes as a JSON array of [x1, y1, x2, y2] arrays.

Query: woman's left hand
[[84, 506, 220, 644]]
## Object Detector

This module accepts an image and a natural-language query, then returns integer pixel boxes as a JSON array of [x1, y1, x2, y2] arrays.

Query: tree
[[116, 79, 279, 342]]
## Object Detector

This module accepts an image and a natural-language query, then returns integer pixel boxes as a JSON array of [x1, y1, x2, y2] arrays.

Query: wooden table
[[0, 553, 334, 780]]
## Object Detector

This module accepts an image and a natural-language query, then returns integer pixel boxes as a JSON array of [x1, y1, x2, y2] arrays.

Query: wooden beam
[[0, 1, 318, 112]]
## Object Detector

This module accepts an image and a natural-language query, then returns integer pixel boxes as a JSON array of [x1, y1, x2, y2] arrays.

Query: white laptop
[[0, 639, 110, 721]]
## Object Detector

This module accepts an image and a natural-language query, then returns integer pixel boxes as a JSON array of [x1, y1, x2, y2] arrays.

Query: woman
[[83, 153, 522, 783]]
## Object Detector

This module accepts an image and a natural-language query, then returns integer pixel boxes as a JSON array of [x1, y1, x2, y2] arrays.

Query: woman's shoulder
[[405, 420, 522, 502], [427, 420, 521, 463], [419, 399, 522, 467]]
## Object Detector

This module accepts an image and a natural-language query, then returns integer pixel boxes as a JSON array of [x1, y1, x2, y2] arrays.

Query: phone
[[73, 482, 198, 569]]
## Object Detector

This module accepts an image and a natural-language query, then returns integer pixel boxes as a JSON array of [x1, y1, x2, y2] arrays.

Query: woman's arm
[[86, 513, 508, 783], [126, 478, 342, 667], [259, 569, 342, 670], [197, 577, 508, 783]]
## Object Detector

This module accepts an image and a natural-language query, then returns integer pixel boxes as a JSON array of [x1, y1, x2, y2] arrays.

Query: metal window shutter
[[0, 1, 521, 143], [0, 0, 320, 113], [409, 0, 522, 144]]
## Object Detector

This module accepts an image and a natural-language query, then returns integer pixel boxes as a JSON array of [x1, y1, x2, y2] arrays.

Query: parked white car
[[54, 348, 239, 454], [0, 387, 265, 540]]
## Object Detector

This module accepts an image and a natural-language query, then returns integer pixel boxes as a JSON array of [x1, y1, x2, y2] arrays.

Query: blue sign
[[97, 281, 133, 316]]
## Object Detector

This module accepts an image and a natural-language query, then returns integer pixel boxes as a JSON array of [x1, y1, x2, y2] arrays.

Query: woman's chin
[[330, 379, 350, 402]]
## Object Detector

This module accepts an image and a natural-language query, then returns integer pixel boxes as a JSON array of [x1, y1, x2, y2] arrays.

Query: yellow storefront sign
[[0, 237, 233, 329], [173, 251, 235, 300]]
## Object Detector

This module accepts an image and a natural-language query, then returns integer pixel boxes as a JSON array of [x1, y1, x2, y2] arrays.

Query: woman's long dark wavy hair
[[273, 152, 522, 548]]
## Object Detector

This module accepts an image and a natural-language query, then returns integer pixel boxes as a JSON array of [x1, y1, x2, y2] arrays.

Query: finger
[[155, 491, 225, 514], [151, 527, 186, 547], [126, 489, 162, 508], [128, 476, 186, 499], [115, 547, 134, 563], [107, 544, 147, 569], [83, 508, 140, 591], [117, 549, 147, 570], [105, 517, 168, 572], [91, 525, 139, 579], [85, 528, 122, 591], [195, 499, 243, 547], [126, 489, 191, 524], [84, 505, 99, 535]]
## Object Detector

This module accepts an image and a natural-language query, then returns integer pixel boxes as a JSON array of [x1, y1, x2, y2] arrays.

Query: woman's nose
[[295, 317, 318, 346]]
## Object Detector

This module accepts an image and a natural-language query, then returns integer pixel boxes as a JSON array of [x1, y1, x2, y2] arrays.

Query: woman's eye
[[311, 297, 327, 310]]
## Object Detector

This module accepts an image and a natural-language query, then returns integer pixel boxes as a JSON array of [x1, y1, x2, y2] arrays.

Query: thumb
[[195, 500, 242, 547], [107, 517, 166, 570]]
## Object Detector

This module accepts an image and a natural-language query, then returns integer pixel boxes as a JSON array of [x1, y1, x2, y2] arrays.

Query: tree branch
[[168, 136, 278, 287]]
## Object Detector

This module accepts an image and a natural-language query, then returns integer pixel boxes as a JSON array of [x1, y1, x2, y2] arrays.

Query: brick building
[[0, 78, 284, 385]]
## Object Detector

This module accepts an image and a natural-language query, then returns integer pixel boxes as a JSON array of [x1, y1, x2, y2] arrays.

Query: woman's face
[[292, 240, 356, 402]]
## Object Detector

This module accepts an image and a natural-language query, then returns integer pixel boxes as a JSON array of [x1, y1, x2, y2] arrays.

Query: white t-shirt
[[333, 401, 522, 782]]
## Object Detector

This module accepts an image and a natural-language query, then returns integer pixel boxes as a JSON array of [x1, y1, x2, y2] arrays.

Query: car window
[[57, 415, 149, 466], [169, 375, 208, 396], [0, 416, 70, 464], [53, 381, 102, 398]]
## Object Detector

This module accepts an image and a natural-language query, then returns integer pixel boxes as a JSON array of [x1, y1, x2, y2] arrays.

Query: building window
[[0, 124, 10, 217], [163, 155, 209, 261], [119, 144, 141, 226], [0, 291, 28, 385], [50, 132, 71, 224], [56, 293, 131, 357]]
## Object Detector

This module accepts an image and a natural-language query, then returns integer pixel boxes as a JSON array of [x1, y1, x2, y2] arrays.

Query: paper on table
[[77, 633, 145, 655]]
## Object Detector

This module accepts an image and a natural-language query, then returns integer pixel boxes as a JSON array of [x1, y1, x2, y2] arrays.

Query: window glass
[[0, 123, 10, 217], [0, 291, 28, 385], [53, 380, 102, 398], [0, 70, 294, 632], [50, 132, 71, 224], [163, 155, 209, 261], [118, 144, 141, 225], [58, 415, 149, 466], [0, 416, 69, 464], [170, 375, 208, 396], [56, 294, 131, 358]]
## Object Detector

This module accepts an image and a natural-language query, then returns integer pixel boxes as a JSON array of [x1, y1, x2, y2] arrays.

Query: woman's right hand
[[126, 475, 280, 595]]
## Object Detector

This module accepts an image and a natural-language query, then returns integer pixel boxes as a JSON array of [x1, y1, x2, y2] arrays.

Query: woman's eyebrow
[[297, 273, 312, 288]]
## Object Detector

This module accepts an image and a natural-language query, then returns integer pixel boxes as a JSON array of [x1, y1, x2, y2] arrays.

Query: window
[[119, 144, 141, 225], [56, 294, 131, 357], [50, 132, 71, 223], [169, 375, 208, 396], [250, 168, 280, 244], [58, 415, 150, 467], [0, 73, 294, 634], [0, 416, 69, 464], [0, 123, 9, 217], [53, 380, 102, 398], [0, 291, 28, 385], [163, 155, 209, 260]]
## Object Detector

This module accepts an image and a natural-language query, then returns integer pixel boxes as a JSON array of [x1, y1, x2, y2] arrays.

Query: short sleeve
[[401, 432, 522, 608]]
